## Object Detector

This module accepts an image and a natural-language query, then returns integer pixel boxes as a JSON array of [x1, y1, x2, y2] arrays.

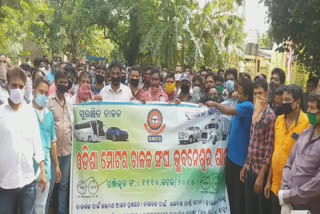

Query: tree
[[263, 0, 320, 74]]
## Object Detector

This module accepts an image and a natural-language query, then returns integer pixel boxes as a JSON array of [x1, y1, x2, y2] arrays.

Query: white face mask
[[24, 78, 33, 101], [9, 88, 24, 104]]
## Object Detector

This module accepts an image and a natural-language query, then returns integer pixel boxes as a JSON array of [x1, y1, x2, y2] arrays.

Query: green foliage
[[0, 0, 245, 68], [292, 63, 308, 88], [263, 0, 320, 74]]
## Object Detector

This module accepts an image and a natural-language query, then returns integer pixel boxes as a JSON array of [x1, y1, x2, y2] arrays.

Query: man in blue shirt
[[32, 78, 61, 214], [207, 78, 254, 214]]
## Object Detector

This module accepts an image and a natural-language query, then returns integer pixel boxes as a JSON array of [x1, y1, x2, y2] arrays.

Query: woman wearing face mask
[[140, 68, 168, 103], [73, 72, 94, 104]]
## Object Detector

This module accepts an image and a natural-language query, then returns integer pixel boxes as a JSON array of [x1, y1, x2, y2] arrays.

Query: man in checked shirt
[[240, 79, 276, 214]]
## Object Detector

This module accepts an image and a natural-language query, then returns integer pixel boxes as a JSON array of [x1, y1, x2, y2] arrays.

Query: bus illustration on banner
[[75, 120, 105, 142]]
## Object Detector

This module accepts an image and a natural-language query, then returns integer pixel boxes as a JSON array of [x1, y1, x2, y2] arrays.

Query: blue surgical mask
[[35, 93, 49, 107], [225, 80, 235, 93]]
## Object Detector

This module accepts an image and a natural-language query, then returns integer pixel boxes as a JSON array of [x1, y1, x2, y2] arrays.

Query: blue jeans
[[45, 155, 71, 214], [0, 180, 36, 214]]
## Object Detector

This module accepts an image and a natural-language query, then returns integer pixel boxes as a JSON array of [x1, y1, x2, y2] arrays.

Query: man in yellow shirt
[[264, 85, 309, 214]]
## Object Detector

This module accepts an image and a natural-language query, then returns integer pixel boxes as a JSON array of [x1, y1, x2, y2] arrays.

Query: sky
[[198, 0, 269, 35]]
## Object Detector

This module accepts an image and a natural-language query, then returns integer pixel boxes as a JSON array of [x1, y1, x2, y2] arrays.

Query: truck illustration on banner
[[201, 116, 231, 145]]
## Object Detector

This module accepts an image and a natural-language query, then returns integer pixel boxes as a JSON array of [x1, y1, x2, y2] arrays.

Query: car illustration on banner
[[201, 117, 231, 145], [178, 126, 202, 144], [75, 120, 106, 142], [106, 127, 129, 141]]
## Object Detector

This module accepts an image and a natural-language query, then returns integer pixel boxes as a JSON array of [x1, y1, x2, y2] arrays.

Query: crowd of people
[[0, 53, 320, 214]]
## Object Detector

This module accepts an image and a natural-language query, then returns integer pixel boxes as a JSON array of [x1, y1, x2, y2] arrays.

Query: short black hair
[[217, 69, 224, 75], [200, 66, 206, 71], [165, 72, 175, 81], [32, 70, 45, 83], [96, 64, 106, 71], [79, 71, 91, 83], [215, 74, 224, 83], [150, 67, 160, 76], [238, 78, 254, 102], [6, 67, 27, 85], [54, 69, 68, 82], [34, 77, 50, 89], [283, 84, 303, 102], [19, 63, 33, 73], [34, 57, 44, 68], [271, 68, 286, 84], [130, 65, 141, 75], [307, 76, 319, 87], [108, 60, 123, 71], [239, 72, 251, 80], [254, 74, 267, 82], [275, 86, 284, 96], [308, 90, 320, 110], [253, 78, 268, 92], [225, 68, 238, 81], [143, 66, 153, 74], [205, 73, 215, 81]]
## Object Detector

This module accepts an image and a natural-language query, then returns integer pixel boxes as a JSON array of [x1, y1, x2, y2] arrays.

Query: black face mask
[[96, 75, 105, 84], [272, 106, 283, 116], [130, 78, 139, 87], [120, 76, 126, 84], [57, 84, 68, 94], [111, 77, 121, 86], [67, 80, 73, 90], [181, 85, 190, 94], [281, 102, 296, 115]]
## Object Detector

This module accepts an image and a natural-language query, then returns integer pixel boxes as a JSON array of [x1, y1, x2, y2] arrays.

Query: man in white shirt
[[99, 61, 133, 102], [0, 67, 46, 214]]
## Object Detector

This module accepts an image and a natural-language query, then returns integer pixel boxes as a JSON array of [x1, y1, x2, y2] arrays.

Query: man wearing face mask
[[32, 78, 61, 214], [91, 65, 106, 95], [20, 63, 34, 103], [164, 72, 176, 101], [268, 68, 286, 104], [264, 85, 309, 214], [206, 79, 254, 214], [47, 69, 74, 214], [129, 65, 143, 101], [100, 61, 133, 102], [240, 79, 276, 214], [0, 67, 46, 213], [277, 90, 320, 214], [174, 73, 199, 104]]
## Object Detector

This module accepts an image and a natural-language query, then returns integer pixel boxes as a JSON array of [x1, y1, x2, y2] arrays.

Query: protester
[[121, 66, 127, 84], [175, 66, 183, 74], [240, 79, 276, 214], [128, 65, 143, 100], [302, 76, 319, 112], [278, 90, 320, 213], [0, 67, 46, 214], [47, 69, 74, 214], [174, 73, 199, 104], [200, 74, 216, 103], [140, 68, 168, 102], [105, 70, 111, 86], [269, 68, 286, 103], [164, 72, 176, 101], [32, 78, 61, 214], [224, 68, 238, 101], [200, 69, 208, 86], [215, 74, 225, 96], [32, 70, 45, 87], [20, 63, 34, 103], [192, 75, 202, 101], [270, 86, 284, 116], [100, 61, 133, 102], [142, 66, 152, 91], [76, 63, 86, 76], [34, 57, 45, 73], [206, 78, 254, 214], [73, 71, 94, 104], [264, 84, 309, 214], [91, 64, 106, 95], [239, 72, 251, 80]]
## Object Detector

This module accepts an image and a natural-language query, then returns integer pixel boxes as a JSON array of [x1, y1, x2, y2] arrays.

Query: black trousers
[[270, 191, 281, 214], [244, 170, 271, 214], [225, 158, 245, 214]]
